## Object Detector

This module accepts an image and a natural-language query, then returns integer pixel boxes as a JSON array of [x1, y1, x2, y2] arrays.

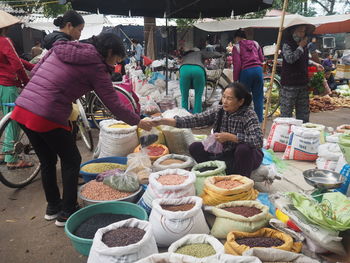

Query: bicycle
[[75, 99, 94, 151], [204, 57, 229, 108], [0, 103, 40, 188], [85, 83, 139, 129]]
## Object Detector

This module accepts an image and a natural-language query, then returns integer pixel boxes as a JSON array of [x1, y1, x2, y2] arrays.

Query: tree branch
[[311, 0, 330, 13]]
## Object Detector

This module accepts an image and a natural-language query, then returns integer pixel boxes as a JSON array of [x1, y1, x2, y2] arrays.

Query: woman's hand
[[214, 132, 238, 143], [151, 118, 176, 127], [138, 119, 153, 131]]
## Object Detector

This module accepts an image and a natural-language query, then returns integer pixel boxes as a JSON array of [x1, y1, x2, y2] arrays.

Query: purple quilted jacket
[[15, 41, 140, 126]]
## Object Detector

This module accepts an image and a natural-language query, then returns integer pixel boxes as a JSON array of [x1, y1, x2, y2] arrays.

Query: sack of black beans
[[210, 200, 271, 239], [243, 247, 320, 263], [87, 218, 158, 263], [191, 161, 227, 195], [135, 252, 262, 263], [153, 154, 195, 172], [150, 196, 210, 247], [168, 234, 224, 259], [224, 228, 302, 256], [137, 169, 196, 214]]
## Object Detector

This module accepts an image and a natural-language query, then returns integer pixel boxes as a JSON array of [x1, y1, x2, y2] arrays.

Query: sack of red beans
[[210, 200, 270, 239], [137, 169, 196, 214], [88, 218, 158, 263], [149, 196, 209, 247]]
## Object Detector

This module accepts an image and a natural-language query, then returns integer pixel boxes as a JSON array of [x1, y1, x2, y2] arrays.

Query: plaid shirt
[[175, 106, 263, 150]]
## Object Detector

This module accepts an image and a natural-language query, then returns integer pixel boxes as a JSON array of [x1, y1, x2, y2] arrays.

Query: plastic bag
[[141, 96, 161, 116], [96, 168, 124, 182], [202, 134, 223, 154], [127, 152, 152, 184], [140, 127, 159, 148], [103, 173, 139, 192]]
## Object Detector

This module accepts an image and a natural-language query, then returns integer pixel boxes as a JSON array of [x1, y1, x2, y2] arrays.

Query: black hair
[[89, 33, 126, 59], [53, 10, 84, 29], [131, 38, 139, 44], [224, 82, 252, 107], [234, 28, 246, 39]]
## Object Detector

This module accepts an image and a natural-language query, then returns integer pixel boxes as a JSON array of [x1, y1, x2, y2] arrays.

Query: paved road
[[1, 108, 349, 263]]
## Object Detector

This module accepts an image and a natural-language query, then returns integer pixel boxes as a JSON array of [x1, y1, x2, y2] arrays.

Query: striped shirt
[[175, 106, 263, 150]]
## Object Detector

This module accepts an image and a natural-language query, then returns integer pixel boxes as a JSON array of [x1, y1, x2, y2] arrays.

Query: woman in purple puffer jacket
[[11, 33, 153, 227]]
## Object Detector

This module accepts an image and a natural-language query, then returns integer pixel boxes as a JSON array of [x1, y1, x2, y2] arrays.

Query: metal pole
[[262, 0, 289, 135], [165, 16, 169, 95]]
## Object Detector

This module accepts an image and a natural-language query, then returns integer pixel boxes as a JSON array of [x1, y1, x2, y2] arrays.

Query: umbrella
[[70, 0, 273, 18]]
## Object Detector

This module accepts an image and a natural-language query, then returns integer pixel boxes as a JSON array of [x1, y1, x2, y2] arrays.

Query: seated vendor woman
[[152, 82, 263, 177]]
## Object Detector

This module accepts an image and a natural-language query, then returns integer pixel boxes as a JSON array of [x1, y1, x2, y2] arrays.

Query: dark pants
[[20, 125, 81, 213], [189, 142, 263, 177]]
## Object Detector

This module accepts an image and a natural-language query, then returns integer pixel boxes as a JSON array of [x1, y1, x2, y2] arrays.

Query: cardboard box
[[335, 64, 350, 79]]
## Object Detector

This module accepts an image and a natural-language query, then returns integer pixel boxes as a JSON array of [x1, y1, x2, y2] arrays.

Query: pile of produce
[[81, 163, 126, 174], [160, 203, 195, 212], [102, 227, 145, 247], [175, 243, 216, 258], [309, 94, 350, 113]]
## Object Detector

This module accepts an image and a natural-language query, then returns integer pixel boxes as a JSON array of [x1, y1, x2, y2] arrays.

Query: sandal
[[7, 160, 34, 170]]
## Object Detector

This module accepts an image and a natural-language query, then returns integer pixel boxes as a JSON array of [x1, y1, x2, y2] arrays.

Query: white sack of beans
[[137, 169, 196, 214], [161, 126, 195, 155], [153, 154, 195, 172], [88, 218, 158, 263], [168, 234, 224, 259], [149, 196, 209, 247], [243, 247, 320, 263], [135, 252, 262, 263], [97, 120, 139, 158]]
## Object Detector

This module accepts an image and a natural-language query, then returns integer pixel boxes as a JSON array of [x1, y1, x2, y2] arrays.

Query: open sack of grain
[[95, 120, 139, 158], [137, 169, 196, 214], [210, 200, 271, 239], [88, 218, 158, 263], [243, 247, 319, 263], [168, 234, 224, 259], [135, 252, 262, 263], [149, 196, 209, 247], [153, 154, 195, 172], [224, 228, 302, 256], [201, 175, 258, 206], [191, 161, 227, 195]]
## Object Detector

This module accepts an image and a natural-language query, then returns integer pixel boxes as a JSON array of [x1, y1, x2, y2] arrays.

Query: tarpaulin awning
[[69, 0, 273, 18], [194, 13, 350, 34]]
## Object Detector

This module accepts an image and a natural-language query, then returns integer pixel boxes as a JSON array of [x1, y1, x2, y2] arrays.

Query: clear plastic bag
[[127, 152, 152, 184], [141, 96, 161, 116], [202, 134, 223, 154], [96, 168, 124, 182], [140, 127, 159, 148]]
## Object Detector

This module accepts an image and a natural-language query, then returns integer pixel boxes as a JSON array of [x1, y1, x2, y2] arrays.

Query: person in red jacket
[[0, 11, 34, 169]]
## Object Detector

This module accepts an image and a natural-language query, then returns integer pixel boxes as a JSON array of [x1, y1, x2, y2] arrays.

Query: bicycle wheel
[[0, 113, 40, 188], [88, 87, 137, 129], [264, 76, 281, 118], [76, 99, 94, 151]]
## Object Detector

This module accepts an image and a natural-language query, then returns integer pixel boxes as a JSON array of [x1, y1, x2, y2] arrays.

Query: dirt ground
[[1, 108, 350, 263]]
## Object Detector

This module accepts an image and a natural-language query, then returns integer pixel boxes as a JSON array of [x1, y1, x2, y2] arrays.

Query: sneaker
[[55, 206, 80, 227], [44, 201, 62, 221]]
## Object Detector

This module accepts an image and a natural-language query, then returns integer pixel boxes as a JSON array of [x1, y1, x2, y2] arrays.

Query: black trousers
[[20, 124, 81, 213]]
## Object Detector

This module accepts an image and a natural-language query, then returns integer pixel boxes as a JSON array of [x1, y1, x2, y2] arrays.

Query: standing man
[[131, 38, 144, 69], [307, 37, 320, 63], [280, 25, 322, 123]]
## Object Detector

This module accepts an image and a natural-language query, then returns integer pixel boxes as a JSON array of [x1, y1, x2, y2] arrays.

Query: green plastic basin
[[64, 201, 148, 256]]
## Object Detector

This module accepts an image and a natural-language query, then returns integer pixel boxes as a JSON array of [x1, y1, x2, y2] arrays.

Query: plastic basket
[[80, 156, 127, 182], [64, 201, 148, 256]]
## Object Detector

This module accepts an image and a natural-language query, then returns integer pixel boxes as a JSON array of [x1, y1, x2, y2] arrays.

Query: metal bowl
[[78, 185, 143, 207], [303, 169, 345, 189]]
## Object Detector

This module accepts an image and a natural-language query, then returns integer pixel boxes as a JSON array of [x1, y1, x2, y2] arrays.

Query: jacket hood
[[53, 41, 105, 66], [43, 31, 71, 50], [239, 40, 256, 51]]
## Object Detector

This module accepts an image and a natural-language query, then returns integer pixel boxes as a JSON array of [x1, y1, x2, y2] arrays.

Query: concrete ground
[[1, 108, 350, 263]]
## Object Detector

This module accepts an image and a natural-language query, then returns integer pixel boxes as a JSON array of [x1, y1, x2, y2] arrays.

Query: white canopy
[[194, 14, 350, 34]]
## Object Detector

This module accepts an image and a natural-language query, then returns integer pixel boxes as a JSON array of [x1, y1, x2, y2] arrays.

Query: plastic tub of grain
[[153, 154, 195, 171], [78, 180, 142, 206], [80, 156, 127, 182], [134, 143, 169, 162], [65, 201, 148, 256]]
